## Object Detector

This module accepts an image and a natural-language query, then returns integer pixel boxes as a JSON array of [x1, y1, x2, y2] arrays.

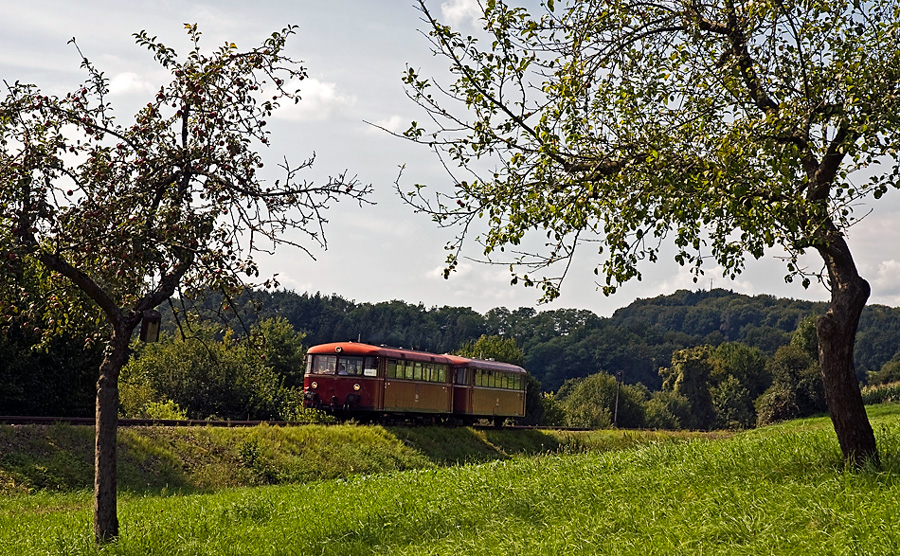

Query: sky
[[3, 0, 900, 317]]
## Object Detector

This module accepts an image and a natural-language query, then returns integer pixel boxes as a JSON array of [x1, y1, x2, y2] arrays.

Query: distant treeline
[[164, 288, 900, 392], [4, 287, 900, 418]]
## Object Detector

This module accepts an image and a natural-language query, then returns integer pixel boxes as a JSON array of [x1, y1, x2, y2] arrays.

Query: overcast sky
[[3, 0, 900, 316]]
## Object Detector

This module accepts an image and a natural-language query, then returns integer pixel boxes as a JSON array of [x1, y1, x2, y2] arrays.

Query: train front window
[[338, 357, 364, 376], [311, 355, 337, 375]]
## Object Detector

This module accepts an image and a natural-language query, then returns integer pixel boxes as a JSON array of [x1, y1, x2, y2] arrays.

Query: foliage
[[520, 373, 546, 426], [123, 318, 306, 421], [860, 381, 900, 405], [402, 0, 900, 462], [868, 360, 900, 386], [538, 392, 567, 427], [402, 0, 900, 299], [161, 287, 900, 396], [253, 317, 307, 388], [660, 347, 716, 429], [756, 345, 827, 425], [0, 324, 102, 416], [710, 375, 755, 430], [176, 287, 870, 394], [0, 24, 367, 342], [555, 372, 646, 428], [142, 400, 188, 421], [456, 333, 524, 365], [644, 390, 693, 430], [0, 23, 370, 539]]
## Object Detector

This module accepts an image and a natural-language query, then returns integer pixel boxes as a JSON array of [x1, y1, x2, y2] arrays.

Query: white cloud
[[366, 115, 406, 135], [428, 261, 524, 305], [275, 78, 356, 122], [440, 0, 482, 27], [108, 72, 158, 97], [869, 259, 900, 306]]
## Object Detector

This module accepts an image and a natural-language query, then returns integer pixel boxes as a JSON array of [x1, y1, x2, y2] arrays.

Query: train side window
[[313, 355, 337, 375], [455, 368, 467, 385], [414, 362, 423, 381], [364, 357, 378, 377], [405, 361, 415, 380], [386, 360, 397, 379], [501, 373, 509, 389], [438, 365, 447, 383], [474, 369, 482, 387]]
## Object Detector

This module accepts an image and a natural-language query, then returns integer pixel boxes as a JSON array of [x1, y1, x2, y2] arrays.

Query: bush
[[557, 372, 646, 429], [861, 381, 900, 405], [123, 323, 292, 420], [755, 345, 826, 426], [144, 400, 189, 420], [867, 360, 900, 386], [644, 390, 692, 430], [711, 375, 755, 429]]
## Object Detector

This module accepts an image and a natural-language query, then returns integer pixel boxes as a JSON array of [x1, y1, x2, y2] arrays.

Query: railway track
[[0, 415, 595, 432]]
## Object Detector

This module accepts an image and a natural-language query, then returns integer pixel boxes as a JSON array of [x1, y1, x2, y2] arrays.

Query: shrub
[[557, 372, 646, 429], [644, 390, 692, 430], [755, 345, 826, 426], [867, 360, 900, 386], [861, 381, 900, 405]]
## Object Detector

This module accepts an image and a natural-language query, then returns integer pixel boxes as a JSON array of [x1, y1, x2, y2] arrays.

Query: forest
[[4, 287, 900, 429], [167, 287, 900, 389]]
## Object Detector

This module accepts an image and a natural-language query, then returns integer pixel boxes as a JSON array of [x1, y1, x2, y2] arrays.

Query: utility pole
[[614, 370, 623, 427]]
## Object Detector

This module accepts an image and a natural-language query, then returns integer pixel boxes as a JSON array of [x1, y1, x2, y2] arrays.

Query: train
[[302, 341, 527, 425]]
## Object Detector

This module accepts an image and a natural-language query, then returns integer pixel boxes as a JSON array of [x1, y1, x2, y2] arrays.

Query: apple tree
[[401, 0, 900, 464], [0, 24, 369, 542]]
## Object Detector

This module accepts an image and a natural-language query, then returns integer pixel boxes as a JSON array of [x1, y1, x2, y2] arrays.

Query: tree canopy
[[402, 0, 900, 464]]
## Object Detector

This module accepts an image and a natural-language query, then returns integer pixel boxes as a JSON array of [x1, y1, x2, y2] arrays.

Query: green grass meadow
[[3, 409, 900, 555]]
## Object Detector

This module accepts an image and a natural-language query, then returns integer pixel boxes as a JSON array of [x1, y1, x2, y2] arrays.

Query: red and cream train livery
[[302, 342, 526, 424]]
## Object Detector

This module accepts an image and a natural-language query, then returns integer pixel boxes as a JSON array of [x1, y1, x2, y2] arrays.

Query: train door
[[452, 366, 471, 414]]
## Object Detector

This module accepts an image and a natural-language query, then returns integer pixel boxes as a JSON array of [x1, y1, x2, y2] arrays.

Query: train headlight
[[353, 383, 361, 391], [311, 382, 318, 389]]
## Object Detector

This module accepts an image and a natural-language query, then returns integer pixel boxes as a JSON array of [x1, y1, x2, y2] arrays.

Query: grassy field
[[2, 408, 900, 555]]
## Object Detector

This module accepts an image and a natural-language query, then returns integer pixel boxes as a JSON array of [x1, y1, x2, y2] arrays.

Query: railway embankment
[[0, 423, 709, 495]]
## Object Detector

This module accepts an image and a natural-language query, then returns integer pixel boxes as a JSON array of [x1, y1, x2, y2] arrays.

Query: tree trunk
[[93, 328, 131, 544], [816, 233, 878, 467]]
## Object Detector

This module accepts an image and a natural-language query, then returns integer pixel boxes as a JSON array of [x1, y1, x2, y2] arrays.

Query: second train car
[[302, 341, 526, 425]]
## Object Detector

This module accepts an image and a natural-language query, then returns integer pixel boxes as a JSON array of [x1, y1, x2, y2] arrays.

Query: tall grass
[[3, 406, 900, 555]]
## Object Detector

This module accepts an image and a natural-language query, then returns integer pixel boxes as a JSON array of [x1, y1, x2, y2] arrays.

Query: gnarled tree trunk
[[816, 231, 878, 467]]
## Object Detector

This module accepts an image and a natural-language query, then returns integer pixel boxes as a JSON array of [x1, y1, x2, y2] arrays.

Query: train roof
[[443, 354, 527, 374], [307, 342, 527, 374], [307, 342, 456, 365]]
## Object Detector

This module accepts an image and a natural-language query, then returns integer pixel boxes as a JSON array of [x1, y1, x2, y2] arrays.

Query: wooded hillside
[[3, 288, 900, 418], [169, 288, 900, 392]]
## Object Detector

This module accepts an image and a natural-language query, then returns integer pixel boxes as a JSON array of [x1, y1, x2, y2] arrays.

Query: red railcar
[[302, 342, 526, 424]]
